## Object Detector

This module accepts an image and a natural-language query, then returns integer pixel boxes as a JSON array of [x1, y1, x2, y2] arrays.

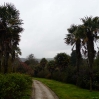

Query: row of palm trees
[[65, 16, 99, 91], [0, 3, 23, 73]]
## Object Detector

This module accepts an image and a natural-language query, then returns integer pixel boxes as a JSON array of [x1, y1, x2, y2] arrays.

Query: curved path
[[31, 80, 59, 99]]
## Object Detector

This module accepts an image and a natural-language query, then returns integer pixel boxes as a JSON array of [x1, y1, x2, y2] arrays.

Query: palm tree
[[81, 16, 99, 91], [0, 22, 5, 72], [0, 3, 23, 73], [0, 20, 7, 73], [65, 24, 81, 86]]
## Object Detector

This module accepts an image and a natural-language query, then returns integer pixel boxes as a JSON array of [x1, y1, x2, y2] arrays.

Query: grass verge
[[34, 78, 99, 99]]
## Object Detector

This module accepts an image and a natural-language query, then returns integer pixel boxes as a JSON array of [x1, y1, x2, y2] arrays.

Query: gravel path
[[31, 80, 59, 99]]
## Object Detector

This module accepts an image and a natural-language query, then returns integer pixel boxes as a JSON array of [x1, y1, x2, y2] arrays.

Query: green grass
[[34, 78, 99, 99]]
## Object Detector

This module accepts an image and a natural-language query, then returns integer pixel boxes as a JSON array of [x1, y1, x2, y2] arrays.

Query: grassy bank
[[34, 78, 99, 99]]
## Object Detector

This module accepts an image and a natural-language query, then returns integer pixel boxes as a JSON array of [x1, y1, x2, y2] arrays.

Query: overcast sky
[[1, 0, 99, 58]]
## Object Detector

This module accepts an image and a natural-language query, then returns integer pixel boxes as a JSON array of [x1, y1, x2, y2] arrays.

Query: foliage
[[0, 3, 23, 73], [16, 61, 34, 76], [54, 53, 70, 71], [47, 60, 56, 78], [23, 54, 39, 76], [25, 54, 38, 67], [93, 56, 99, 90], [65, 24, 82, 86], [37, 69, 50, 78], [65, 16, 99, 90], [34, 57, 99, 90], [80, 16, 99, 91], [0, 73, 32, 99], [40, 58, 48, 70]]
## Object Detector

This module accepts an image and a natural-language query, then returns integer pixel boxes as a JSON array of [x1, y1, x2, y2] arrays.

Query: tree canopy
[[54, 53, 70, 71], [65, 16, 99, 91], [0, 3, 23, 73]]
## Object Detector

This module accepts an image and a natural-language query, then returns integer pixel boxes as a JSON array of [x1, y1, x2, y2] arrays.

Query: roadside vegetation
[[0, 73, 32, 99], [32, 52, 99, 91], [35, 78, 99, 99]]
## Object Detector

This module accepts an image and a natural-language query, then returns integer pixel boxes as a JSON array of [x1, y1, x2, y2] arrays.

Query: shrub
[[0, 73, 32, 99], [37, 69, 50, 78]]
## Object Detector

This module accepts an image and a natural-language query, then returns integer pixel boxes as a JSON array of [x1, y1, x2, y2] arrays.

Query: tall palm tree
[[65, 24, 81, 86], [0, 20, 7, 73], [0, 3, 23, 73], [0, 22, 5, 72], [81, 16, 99, 91]]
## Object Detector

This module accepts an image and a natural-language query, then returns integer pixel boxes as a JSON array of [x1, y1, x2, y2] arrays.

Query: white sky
[[1, 0, 99, 58]]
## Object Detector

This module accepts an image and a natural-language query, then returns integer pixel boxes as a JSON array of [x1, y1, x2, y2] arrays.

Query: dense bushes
[[35, 64, 99, 90], [0, 73, 32, 99], [31, 53, 99, 91]]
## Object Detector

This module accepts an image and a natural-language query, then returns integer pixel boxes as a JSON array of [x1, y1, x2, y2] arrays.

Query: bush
[[37, 69, 50, 78], [0, 73, 32, 99]]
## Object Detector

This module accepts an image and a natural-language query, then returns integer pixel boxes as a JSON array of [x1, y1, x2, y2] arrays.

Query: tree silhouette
[[0, 3, 23, 73]]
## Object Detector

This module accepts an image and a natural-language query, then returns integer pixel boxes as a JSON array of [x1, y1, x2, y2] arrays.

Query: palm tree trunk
[[87, 47, 93, 91], [76, 39, 81, 86], [12, 51, 15, 72], [87, 47, 94, 91], [87, 31, 94, 91]]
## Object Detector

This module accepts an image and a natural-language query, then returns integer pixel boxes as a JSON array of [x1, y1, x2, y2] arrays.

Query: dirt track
[[31, 80, 59, 99]]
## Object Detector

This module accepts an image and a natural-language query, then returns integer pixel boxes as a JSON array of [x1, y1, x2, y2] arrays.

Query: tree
[[54, 53, 70, 71], [0, 3, 23, 73], [0, 22, 5, 72], [65, 24, 81, 86], [47, 60, 55, 78], [16, 60, 33, 75], [40, 58, 47, 70], [25, 54, 38, 69], [81, 16, 99, 91]]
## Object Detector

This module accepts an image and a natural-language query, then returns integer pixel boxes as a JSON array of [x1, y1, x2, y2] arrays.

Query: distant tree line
[[26, 51, 99, 91]]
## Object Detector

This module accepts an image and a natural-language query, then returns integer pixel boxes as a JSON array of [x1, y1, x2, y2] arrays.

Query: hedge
[[0, 73, 32, 99]]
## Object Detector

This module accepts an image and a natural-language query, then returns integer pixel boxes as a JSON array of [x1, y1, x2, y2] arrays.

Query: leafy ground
[[34, 78, 99, 99]]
